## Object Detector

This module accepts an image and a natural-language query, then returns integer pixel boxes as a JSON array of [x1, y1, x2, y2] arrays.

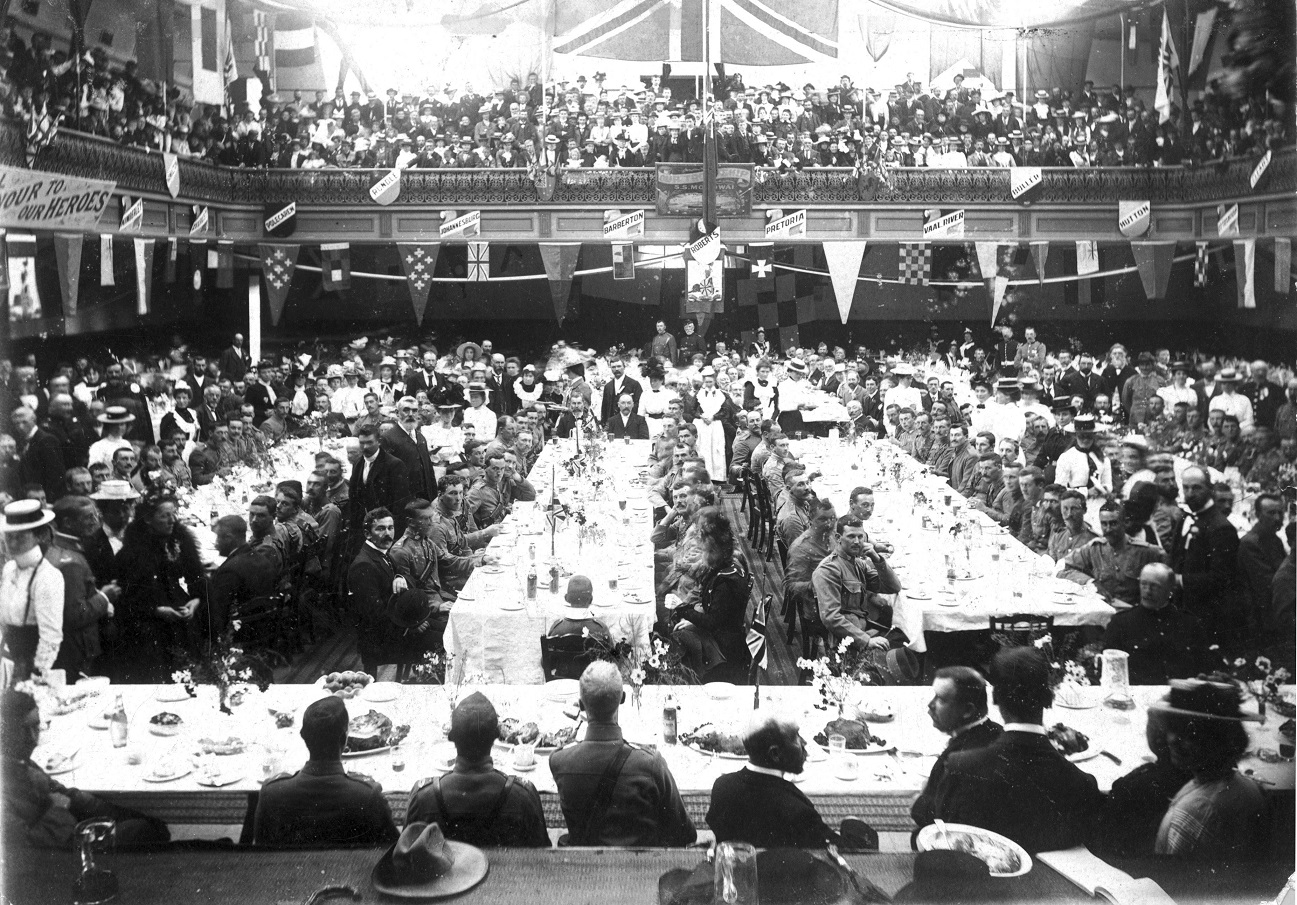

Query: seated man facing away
[[932, 647, 1102, 854], [3, 690, 169, 848], [547, 575, 612, 646], [707, 712, 875, 849], [1102, 563, 1209, 684], [406, 692, 549, 847], [549, 661, 696, 847], [253, 696, 398, 846]]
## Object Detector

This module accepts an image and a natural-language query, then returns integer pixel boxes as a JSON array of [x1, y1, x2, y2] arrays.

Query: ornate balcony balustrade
[[3, 120, 1291, 212]]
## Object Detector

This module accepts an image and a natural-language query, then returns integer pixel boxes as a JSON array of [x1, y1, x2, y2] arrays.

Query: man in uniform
[[811, 515, 903, 650], [429, 475, 497, 600], [387, 499, 453, 647], [406, 691, 550, 846], [784, 500, 837, 636], [546, 575, 612, 645], [549, 661, 696, 846], [466, 450, 535, 526], [1060, 499, 1166, 608], [1047, 490, 1098, 562], [775, 468, 816, 549], [252, 696, 398, 846]]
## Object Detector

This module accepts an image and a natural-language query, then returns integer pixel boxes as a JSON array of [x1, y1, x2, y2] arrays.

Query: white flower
[[1033, 633, 1052, 649], [1256, 656, 1272, 672], [581, 627, 590, 638], [629, 668, 646, 685], [837, 637, 854, 654], [230, 620, 242, 633], [1234, 658, 1247, 668], [648, 655, 661, 669]]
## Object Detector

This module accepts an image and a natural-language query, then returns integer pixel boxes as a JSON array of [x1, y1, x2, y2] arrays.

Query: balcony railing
[[4, 120, 1291, 208]]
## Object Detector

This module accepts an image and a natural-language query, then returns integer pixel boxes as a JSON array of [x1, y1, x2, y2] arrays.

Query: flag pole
[[702, 0, 716, 231]]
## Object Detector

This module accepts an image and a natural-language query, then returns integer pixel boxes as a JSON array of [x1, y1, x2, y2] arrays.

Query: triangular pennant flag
[[612, 243, 635, 280], [822, 241, 866, 325], [164, 238, 177, 283], [397, 242, 439, 324], [162, 151, 180, 198], [1234, 239, 1256, 308], [320, 242, 351, 291], [1075, 241, 1099, 276], [1188, 7, 1217, 75], [466, 242, 490, 281], [0, 229, 7, 296], [1274, 238, 1291, 294], [5, 233, 39, 317], [974, 242, 999, 280], [53, 234, 83, 316], [258, 244, 300, 325], [100, 234, 115, 286], [1131, 241, 1176, 299], [899, 243, 930, 285], [990, 275, 1009, 325], [538, 243, 582, 322], [1194, 241, 1209, 288], [133, 238, 155, 316], [215, 241, 234, 289], [1030, 241, 1050, 287]]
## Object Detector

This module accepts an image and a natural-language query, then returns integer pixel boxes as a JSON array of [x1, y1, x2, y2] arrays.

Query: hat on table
[[372, 822, 488, 899]]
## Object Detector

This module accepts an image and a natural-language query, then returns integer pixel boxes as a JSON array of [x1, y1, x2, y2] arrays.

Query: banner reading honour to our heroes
[[0, 165, 116, 231]]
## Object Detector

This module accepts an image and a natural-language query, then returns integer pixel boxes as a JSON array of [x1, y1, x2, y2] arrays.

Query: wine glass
[[618, 496, 627, 512]]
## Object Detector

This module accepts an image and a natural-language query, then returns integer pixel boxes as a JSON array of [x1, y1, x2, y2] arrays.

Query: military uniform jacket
[[253, 760, 397, 846], [549, 723, 696, 847], [407, 763, 549, 847], [1060, 536, 1166, 606], [811, 550, 900, 645]]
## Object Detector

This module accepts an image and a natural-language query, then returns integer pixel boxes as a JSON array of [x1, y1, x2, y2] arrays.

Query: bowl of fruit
[[316, 671, 374, 699]]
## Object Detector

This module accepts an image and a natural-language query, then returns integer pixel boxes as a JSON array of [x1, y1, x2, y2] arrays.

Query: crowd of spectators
[[4, 25, 1291, 171]]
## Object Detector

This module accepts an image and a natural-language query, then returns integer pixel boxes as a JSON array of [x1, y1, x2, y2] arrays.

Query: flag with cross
[[258, 244, 299, 326], [398, 242, 440, 324]]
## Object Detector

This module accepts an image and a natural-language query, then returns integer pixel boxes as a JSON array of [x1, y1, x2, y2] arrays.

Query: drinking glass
[[713, 842, 758, 905], [73, 818, 118, 905], [827, 734, 847, 756]]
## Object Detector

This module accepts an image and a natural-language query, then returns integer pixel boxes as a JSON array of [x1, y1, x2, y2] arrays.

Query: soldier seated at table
[[546, 575, 611, 646], [406, 691, 550, 847], [707, 712, 875, 850], [810, 515, 904, 653], [549, 661, 696, 847], [253, 696, 398, 847], [1059, 498, 1166, 608], [2, 690, 170, 848]]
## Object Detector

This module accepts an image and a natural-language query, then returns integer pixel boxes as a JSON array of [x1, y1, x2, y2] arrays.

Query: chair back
[[775, 536, 790, 570], [539, 633, 600, 681], [988, 613, 1055, 648]]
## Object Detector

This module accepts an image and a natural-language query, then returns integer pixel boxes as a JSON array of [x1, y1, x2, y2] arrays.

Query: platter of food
[[43, 749, 80, 775], [196, 736, 245, 756], [916, 823, 1031, 877], [149, 712, 184, 736], [342, 710, 410, 757], [813, 718, 893, 755], [680, 724, 747, 760], [317, 671, 374, 699], [1047, 723, 1095, 762], [144, 757, 193, 783], [493, 718, 577, 754]]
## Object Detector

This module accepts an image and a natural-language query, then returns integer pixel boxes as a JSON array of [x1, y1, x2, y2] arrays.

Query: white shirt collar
[[1003, 722, 1047, 736], [949, 714, 989, 737], [744, 763, 785, 778]]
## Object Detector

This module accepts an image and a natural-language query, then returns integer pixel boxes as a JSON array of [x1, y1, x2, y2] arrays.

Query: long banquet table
[[445, 439, 658, 684], [10, 845, 1294, 905], [30, 683, 1295, 831], [793, 438, 1117, 653]]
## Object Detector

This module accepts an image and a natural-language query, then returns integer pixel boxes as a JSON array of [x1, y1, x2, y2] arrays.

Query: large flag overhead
[[1155, 8, 1182, 124], [553, 0, 838, 64]]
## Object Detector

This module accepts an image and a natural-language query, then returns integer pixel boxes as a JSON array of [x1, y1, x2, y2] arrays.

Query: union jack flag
[[467, 242, 490, 281], [25, 103, 62, 167], [553, 0, 838, 65], [746, 595, 768, 670]]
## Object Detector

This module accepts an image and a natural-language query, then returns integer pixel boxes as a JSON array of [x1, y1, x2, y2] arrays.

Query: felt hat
[[372, 822, 488, 898], [390, 588, 433, 630], [1149, 677, 1261, 723], [0, 499, 54, 533]]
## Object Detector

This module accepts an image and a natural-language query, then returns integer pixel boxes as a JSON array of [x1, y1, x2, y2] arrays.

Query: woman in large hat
[[0, 501, 62, 684]]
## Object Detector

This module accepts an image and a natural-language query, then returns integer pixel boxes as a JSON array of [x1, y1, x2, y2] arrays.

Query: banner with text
[[0, 165, 116, 231]]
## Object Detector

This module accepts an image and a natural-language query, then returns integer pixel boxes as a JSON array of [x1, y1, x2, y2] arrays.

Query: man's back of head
[[989, 647, 1053, 724], [579, 661, 623, 723], [300, 696, 349, 761]]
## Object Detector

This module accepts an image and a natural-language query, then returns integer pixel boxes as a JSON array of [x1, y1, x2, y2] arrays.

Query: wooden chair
[[774, 537, 799, 643], [230, 593, 294, 668], [754, 476, 776, 561], [988, 614, 1055, 648], [539, 634, 600, 681], [742, 468, 763, 546]]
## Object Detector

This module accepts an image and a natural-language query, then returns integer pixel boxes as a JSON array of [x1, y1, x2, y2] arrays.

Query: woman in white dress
[[693, 368, 735, 482], [743, 360, 778, 421]]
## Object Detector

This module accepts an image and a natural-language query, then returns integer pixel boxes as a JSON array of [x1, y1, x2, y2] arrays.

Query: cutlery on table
[[1098, 750, 1122, 766], [826, 843, 891, 903]]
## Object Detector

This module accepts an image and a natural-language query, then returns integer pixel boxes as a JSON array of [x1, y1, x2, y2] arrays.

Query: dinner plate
[[915, 823, 1032, 878], [341, 745, 392, 758], [44, 752, 80, 775], [544, 679, 579, 701], [361, 682, 402, 703], [87, 715, 110, 730], [144, 765, 193, 783], [622, 595, 653, 605], [155, 685, 192, 703], [685, 742, 746, 760], [937, 599, 960, 608], [819, 741, 896, 757], [704, 682, 736, 700], [195, 771, 243, 788], [456, 593, 476, 603], [497, 603, 525, 612], [907, 591, 932, 601], [480, 566, 506, 575]]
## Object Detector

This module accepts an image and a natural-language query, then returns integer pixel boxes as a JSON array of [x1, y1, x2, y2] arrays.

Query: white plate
[[480, 567, 506, 575], [44, 753, 80, 775], [915, 822, 1032, 878], [908, 591, 932, 601], [623, 595, 653, 605], [456, 593, 476, 603], [497, 603, 525, 612], [704, 682, 736, 700], [196, 772, 243, 787], [361, 682, 401, 703], [155, 686, 192, 703], [144, 766, 193, 783], [544, 679, 579, 701], [149, 724, 184, 737], [937, 599, 960, 608]]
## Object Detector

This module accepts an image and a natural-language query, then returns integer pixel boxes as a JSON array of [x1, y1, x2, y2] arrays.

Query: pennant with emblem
[[258, 244, 300, 325], [120, 196, 144, 233], [466, 242, 490, 281], [397, 242, 440, 324], [320, 243, 351, 291], [612, 243, 635, 280], [1010, 167, 1043, 204], [899, 243, 931, 285], [162, 152, 180, 198], [5, 232, 40, 318], [369, 168, 401, 206], [1216, 203, 1239, 238], [189, 205, 210, 237], [264, 201, 297, 238], [1118, 200, 1150, 238]]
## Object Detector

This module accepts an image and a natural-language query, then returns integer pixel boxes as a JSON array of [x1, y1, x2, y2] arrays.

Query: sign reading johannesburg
[[0, 165, 116, 231]]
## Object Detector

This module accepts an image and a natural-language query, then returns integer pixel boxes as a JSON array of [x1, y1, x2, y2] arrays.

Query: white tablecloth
[[446, 440, 657, 684], [793, 439, 1116, 652]]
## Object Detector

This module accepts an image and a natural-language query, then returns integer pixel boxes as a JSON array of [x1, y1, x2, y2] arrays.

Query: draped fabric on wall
[[1023, 19, 1098, 100], [867, 0, 1150, 30], [929, 28, 1004, 86]]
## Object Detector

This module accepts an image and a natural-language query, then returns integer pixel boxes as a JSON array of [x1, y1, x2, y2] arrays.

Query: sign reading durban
[[0, 165, 116, 231]]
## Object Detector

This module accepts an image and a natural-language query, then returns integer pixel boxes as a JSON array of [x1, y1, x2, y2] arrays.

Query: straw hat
[[0, 499, 54, 533]]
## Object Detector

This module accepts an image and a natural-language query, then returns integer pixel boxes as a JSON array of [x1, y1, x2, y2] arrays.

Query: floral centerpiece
[[1225, 655, 1292, 721], [169, 621, 273, 715], [1022, 633, 1098, 707], [589, 632, 698, 708], [797, 637, 889, 715]]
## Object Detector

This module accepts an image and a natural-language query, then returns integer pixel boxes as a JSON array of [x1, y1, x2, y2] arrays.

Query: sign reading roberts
[[0, 165, 116, 231]]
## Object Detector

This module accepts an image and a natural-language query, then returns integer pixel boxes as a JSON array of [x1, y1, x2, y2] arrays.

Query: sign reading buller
[[0, 164, 116, 231]]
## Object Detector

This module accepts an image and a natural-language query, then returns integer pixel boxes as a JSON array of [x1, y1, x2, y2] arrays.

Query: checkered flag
[[899, 243, 931, 286], [1194, 241, 1208, 288], [398, 242, 440, 324]]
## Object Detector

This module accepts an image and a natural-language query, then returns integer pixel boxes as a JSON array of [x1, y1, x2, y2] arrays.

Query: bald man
[[1102, 563, 1209, 684], [549, 661, 695, 847]]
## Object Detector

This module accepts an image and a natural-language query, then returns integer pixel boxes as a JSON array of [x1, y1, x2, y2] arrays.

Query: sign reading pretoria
[[655, 164, 753, 217]]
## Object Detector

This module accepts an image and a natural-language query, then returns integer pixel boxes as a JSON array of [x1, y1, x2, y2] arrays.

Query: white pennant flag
[[991, 276, 1009, 326], [822, 241, 866, 325], [1234, 239, 1256, 309], [1155, 9, 1182, 124], [1076, 241, 1099, 276], [99, 234, 114, 286], [974, 242, 999, 280]]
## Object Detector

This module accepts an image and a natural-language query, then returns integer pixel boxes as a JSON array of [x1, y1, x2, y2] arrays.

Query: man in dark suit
[[380, 403, 436, 503], [206, 514, 277, 637], [1242, 360, 1283, 429], [349, 424, 412, 539], [911, 667, 1003, 839], [1172, 465, 1243, 646], [10, 406, 66, 502], [1057, 352, 1104, 412], [242, 363, 280, 424], [600, 357, 643, 422], [991, 325, 1020, 377], [253, 695, 398, 846], [1238, 493, 1286, 636], [603, 393, 650, 440], [218, 333, 250, 383], [933, 647, 1102, 854]]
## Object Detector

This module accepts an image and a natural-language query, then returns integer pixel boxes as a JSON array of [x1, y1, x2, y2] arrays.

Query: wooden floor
[[273, 489, 807, 686]]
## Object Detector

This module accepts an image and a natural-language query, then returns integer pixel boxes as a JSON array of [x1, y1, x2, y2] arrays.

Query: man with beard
[[429, 475, 498, 599], [42, 394, 90, 469], [381, 398, 437, 504], [1058, 352, 1104, 412], [1061, 499, 1166, 608]]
